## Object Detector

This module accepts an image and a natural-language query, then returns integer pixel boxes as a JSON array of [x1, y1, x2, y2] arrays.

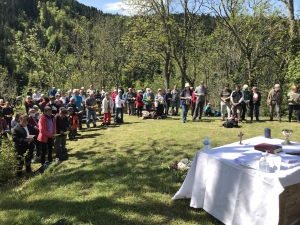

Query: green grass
[[0, 111, 299, 225]]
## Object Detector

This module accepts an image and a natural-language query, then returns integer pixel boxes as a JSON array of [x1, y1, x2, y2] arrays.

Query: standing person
[[267, 84, 283, 122], [230, 85, 244, 122], [136, 90, 144, 117], [67, 107, 78, 140], [143, 88, 154, 112], [59, 93, 66, 105], [171, 85, 180, 115], [25, 96, 34, 114], [55, 94, 63, 108], [249, 87, 261, 122], [241, 85, 251, 121], [126, 88, 135, 116], [81, 87, 86, 96], [85, 91, 97, 128], [220, 84, 232, 121], [38, 106, 56, 165], [11, 113, 21, 129], [164, 89, 172, 116], [111, 89, 118, 114], [53, 108, 69, 159], [102, 92, 114, 125], [115, 90, 125, 123], [193, 81, 208, 121], [26, 88, 33, 97], [72, 89, 83, 130], [2, 101, 14, 130], [287, 85, 300, 122], [12, 114, 35, 177], [87, 85, 94, 94], [28, 109, 41, 161], [94, 90, 102, 116], [65, 90, 72, 105], [32, 89, 41, 106], [181, 83, 192, 123], [154, 89, 164, 119], [49, 87, 57, 96], [46, 96, 60, 115], [79, 89, 87, 103]]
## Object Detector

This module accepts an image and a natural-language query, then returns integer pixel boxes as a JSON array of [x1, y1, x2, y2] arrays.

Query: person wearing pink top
[[136, 90, 144, 117], [111, 89, 118, 114]]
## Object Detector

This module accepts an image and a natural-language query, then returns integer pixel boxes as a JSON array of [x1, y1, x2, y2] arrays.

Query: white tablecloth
[[172, 136, 300, 225]]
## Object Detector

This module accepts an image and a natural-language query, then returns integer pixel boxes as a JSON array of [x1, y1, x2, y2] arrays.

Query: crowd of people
[[0, 82, 299, 177]]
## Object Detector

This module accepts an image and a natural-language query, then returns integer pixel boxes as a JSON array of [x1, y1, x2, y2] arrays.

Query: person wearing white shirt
[[115, 90, 125, 123], [32, 90, 41, 105]]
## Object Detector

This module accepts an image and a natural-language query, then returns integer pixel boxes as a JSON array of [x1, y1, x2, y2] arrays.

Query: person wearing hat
[[181, 83, 193, 123], [241, 84, 251, 121], [249, 87, 261, 122], [46, 95, 60, 115], [115, 90, 125, 123], [49, 87, 57, 97], [143, 88, 154, 112], [193, 81, 208, 121], [220, 84, 232, 121]]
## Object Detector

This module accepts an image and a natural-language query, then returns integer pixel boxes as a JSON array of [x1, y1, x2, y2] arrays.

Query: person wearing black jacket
[[12, 114, 35, 177], [249, 87, 262, 122], [164, 89, 172, 116], [46, 96, 60, 115], [94, 90, 102, 116], [2, 101, 14, 129], [230, 85, 244, 122], [53, 108, 69, 158]]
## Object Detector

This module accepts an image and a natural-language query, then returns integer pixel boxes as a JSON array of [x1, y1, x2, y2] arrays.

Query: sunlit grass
[[0, 110, 299, 225]]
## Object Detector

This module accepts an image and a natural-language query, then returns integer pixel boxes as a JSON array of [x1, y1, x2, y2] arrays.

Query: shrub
[[0, 135, 18, 184]]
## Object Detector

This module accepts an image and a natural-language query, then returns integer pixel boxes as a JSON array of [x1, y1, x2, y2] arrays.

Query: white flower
[[178, 162, 190, 171]]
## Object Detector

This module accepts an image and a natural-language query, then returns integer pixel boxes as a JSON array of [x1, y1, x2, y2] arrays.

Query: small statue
[[238, 132, 244, 145]]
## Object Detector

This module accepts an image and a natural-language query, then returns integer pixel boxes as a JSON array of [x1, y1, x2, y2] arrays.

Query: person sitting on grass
[[67, 107, 78, 140], [12, 114, 36, 177], [53, 108, 69, 160], [204, 103, 214, 117], [102, 92, 114, 126]]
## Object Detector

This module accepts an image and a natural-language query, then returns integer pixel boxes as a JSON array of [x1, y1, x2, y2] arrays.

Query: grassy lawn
[[0, 111, 299, 225]]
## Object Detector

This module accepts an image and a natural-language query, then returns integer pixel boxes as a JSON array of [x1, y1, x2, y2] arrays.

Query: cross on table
[[238, 132, 244, 145]]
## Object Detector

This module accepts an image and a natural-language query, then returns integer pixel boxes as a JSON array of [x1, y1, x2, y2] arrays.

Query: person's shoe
[[93, 123, 96, 128], [270, 118, 273, 121], [183, 120, 186, 123]]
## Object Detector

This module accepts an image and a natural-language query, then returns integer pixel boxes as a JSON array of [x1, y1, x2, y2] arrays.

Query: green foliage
[[286, 53, 300, 85], [0, 136, 18, 185]]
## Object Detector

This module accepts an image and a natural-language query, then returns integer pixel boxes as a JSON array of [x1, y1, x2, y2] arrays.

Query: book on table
[[254, 143, 283, 154]]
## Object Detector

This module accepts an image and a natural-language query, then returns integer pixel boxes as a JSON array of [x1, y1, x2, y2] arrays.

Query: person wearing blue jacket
[[180, 83, 193, 123], [49, 87, 57, 97]]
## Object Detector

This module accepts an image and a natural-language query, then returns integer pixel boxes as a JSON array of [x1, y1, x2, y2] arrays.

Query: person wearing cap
[[115, 90, 125, 123], [111, 89, 118, 114], [94, 90, 103, 115], [155, 89, 164, 119], [267, 84, 283, 122], [125, 88, 135, 116], [85, 91, 97, 128], [220, 84, 232, 121], [193, 81, 208, 121], [143, 88, 154, 112], [38, 106, 57, 165], [49, 87, 57, 97], [171, 85, 180, 115], [181, 83, 193, 123], [240, 84, 251, 121], [53, 107, 69, 158], [46, 96, 60, 115], [230, 85, 244, 122], [102, 92, 114, 125], [249, 87, 261, 122]]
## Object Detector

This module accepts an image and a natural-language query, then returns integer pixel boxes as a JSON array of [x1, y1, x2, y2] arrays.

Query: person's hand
[[24, 138, 33, 142], [52, 135, 56, 139], [292, 98, 294, 101]]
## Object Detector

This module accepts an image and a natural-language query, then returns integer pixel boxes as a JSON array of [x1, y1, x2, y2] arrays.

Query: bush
[[0, 135, 18, 184]]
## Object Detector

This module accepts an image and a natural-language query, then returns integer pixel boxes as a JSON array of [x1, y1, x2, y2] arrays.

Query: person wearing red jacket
[[111, 89, 118, 114], [37, 106, 56, 165], [136, 90, 144, 117], [191, 87, 197, 117]]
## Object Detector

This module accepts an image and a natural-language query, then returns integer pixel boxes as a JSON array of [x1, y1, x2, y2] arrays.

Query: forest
[[0, 0, 299, 115]]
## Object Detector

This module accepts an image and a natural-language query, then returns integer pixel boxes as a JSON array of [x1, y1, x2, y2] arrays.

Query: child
[[67, 107, 78, 140], [102, 92, 114, 125]]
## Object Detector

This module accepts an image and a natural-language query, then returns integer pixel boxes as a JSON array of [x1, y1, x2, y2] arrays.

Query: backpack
[[223, 120, 234, 128], [58, 147, 69, 161], [151, 111, 157, 119], [116, 117, 124, 123], [214, 110, 221, 117]]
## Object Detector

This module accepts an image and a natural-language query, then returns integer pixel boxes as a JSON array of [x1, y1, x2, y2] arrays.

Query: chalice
[[282, 130, 293, 145]]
